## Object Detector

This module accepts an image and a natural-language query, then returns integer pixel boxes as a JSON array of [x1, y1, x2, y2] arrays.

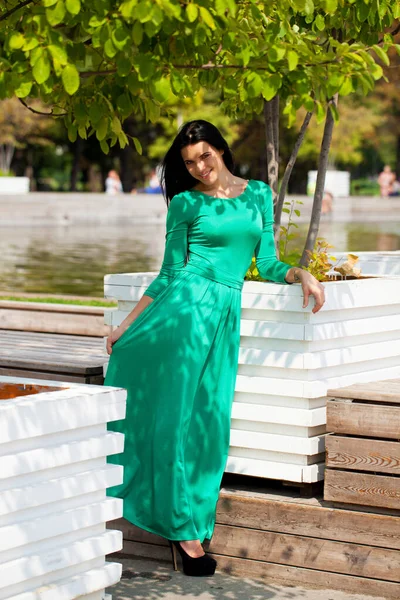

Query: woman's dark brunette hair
[[160, 120, 234, 205]]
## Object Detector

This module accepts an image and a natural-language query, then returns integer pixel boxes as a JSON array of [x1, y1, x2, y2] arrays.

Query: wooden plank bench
[[0, 330, 106, 384], [0, 300, 110, 337], [324, 379, 400, 509]]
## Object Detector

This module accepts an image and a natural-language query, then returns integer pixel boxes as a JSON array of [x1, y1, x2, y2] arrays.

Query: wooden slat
[[113, 539, 400, 599], [327, 400, 400, 439], [0, 356, 102, 375], [208, 523, 400, 582], [324, 470, 400, 509], [328, 379, 400, 404], [326, 435, 400, 475], [0, 367, 88, 383], [114, 519, 400, 581], [110, 483, 400, 552]]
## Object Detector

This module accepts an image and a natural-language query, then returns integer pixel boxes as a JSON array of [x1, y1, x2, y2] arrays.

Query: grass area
[[0, 296, 117, 307]]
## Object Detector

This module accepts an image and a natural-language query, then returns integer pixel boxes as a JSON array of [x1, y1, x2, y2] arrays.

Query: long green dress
[[105, 179, 290, 543]]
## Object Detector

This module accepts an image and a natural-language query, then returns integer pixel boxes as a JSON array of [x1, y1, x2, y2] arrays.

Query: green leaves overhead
[[0, 0, 397, 151], [62, 64, 80, 95]]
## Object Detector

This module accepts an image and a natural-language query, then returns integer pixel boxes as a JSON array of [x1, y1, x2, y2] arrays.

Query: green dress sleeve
[[144, 193, 190, 300], [254, 182, 292, 284]]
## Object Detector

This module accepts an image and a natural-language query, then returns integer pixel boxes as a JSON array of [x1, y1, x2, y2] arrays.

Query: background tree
[[0, 97, 55, 175], [1, 0, 398, 262]]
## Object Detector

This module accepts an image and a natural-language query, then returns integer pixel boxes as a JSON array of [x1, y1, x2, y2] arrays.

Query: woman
[[105, 120, 325, 577]]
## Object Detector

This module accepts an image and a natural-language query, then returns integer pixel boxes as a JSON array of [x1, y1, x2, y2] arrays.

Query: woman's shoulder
[[248, 179, 272, 192]]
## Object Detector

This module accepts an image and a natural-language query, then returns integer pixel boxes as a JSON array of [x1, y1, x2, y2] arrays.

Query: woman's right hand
[[106, 327, 125, 355]]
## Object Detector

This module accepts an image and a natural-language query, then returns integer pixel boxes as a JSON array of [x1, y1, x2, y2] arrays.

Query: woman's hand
[[106, 327, 125, 355], [298, 270, 325, 313], [286, 267, 325, 313]]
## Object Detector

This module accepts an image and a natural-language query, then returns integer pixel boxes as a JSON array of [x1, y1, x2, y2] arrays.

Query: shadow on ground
[[106, 557, 385, 600]]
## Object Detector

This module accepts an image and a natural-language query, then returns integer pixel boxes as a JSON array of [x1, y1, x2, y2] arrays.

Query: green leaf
[[118, 131, 129, 148], [329, 102, 339, 123], [120, 0, 136, 19], [315, 14, 325, 31], [149, 77, 171, 102], [32, 53, 51, 84], [134, 54, 155, 80], [269, 45, 286, 62], [48, 44, 68, 66], [186, 3, 199, 22], [9, 33, 25, 50], [46, 0, 66, 26], [294, 209, 301, 217], [132, 21, 143, 46], [15, 77, 33, 98], [111, 115, 122, 134], [287, 50, 298, 71], [96, 116, 109, 141], [132, 136, 142, 154], [339, 77, 353, 96], [370, 62, 383, 80], [67, 123, 77, 142], [78, 124, 87, 139], [89, 101, 103, 124], [247, 73, 263, 98], [117, 54, 131, 77], [104, 39, 118, 58], [262, 74, 281, 101], [22, 37, 39, 51], [42, 0, 58, 6], [199, 6, 215, 29], [100, 139, 109, 154], [324, 0, 337, 12], [315, 101, 325, 123], [62, 64, 80, 95], [136, 1, 152, 22], [66, 0, 81, 15], [372, 44, 390, 66]]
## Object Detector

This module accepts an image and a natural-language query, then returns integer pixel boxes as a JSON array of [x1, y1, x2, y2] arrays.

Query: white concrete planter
[[334, 251, 400, 276], [0, 375, 127, 600], [0, 177, 30, 194], [104, 273, 400, 484]]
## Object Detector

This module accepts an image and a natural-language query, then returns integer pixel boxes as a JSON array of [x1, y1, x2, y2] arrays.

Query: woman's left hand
[[297, 270, 325, 313]]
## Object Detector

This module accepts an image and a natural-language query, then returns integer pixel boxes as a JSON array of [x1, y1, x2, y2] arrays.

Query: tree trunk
[[274, 110, 313, 240], [300, 96, 337, 266], [396, 132, 400, 179], [70, 136, 83, 191], [263, 98, 279, 205]]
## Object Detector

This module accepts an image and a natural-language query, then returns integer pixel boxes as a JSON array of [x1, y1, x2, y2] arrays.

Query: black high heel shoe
[[168, 540, 217, 577]]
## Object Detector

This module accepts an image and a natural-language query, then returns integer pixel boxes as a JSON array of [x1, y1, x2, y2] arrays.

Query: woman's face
[[181, 141, 225, 187]]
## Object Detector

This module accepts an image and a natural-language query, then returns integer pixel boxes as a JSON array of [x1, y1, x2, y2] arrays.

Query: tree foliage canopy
[[1, 0, 399, 152]]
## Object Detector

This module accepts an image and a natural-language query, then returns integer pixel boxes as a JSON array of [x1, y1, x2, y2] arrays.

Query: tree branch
[[0, 0, 36, 22], [300, 96, 337, 266], [18, 98, 67, 117], [274, 110, 313, 240]]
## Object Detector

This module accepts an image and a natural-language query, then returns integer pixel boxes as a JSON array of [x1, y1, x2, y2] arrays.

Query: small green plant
[[245, 198, 304, 282], [245, 200, 336, 283], [279, 199, 303, 265], [304, 238, 336, 282]]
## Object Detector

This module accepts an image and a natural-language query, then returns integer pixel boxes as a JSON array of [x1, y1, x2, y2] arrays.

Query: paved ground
[[106, 558, 386, 600]]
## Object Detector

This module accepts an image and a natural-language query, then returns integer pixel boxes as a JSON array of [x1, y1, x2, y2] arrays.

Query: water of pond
[[1, 221, 399, 297]]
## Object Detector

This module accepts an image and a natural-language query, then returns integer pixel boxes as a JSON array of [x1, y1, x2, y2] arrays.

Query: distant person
[[105, 170, 123, 195], [322, 190, 333, 214], [378, 165, 396, 197], [388, 179, 400, 197], [131, 168, 162, 194]]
